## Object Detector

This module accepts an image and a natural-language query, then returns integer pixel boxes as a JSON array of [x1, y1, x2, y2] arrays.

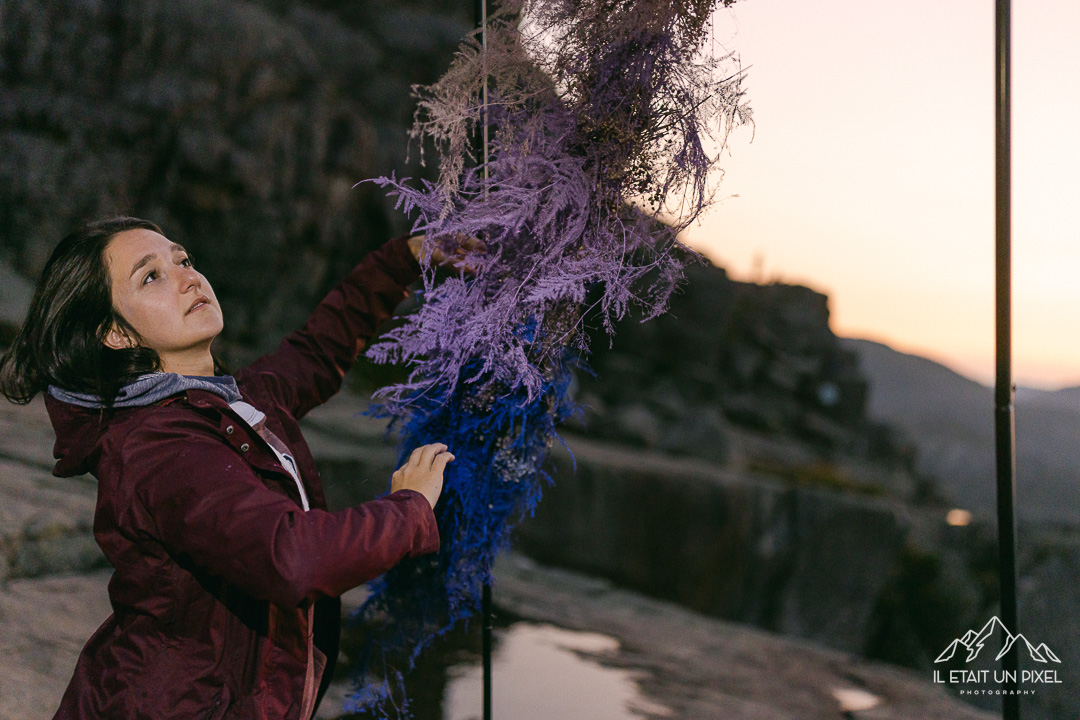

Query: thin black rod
[[477, 0, 490, 180], [474, 1, 492, 719], [482, 582, 493, 720], [994, 0, 1020, 718]]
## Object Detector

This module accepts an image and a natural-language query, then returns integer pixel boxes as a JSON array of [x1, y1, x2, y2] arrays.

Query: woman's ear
[[102, 324, 135, 351]]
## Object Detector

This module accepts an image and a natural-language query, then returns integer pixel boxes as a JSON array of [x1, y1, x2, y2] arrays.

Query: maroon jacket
[[46, 235, 438, 720]]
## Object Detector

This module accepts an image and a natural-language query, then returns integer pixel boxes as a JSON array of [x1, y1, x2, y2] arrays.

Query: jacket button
[[226, 426, 234, 435], [240, 443, 250, 452]]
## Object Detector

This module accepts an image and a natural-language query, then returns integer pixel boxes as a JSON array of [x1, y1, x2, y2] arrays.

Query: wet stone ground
[[1, 552, 998, 720], [0, 396, 995, 720]]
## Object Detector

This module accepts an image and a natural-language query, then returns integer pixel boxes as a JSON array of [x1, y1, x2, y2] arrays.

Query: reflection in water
[[327, 613, 671, 719], [443, 622, 672, 720]]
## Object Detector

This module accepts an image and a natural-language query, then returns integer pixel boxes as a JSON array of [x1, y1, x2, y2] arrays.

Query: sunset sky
[[681, 0, 1080, 390]]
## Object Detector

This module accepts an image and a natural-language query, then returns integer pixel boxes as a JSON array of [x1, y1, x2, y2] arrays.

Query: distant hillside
[[1016, 384, 1080, 413], [842, 337, 1080, 526]]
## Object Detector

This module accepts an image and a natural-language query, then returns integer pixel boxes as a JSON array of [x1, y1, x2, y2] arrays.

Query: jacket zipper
[[298, 603, 317, 720], [229, 403, 317, 716]]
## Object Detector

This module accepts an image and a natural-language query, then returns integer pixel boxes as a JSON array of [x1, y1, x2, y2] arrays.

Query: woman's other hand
[[407, 233, 486, 274], [391, 443, 454, 509]]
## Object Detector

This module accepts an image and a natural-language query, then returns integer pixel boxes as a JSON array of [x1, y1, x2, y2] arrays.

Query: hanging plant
[[347, 1, 750, 715]]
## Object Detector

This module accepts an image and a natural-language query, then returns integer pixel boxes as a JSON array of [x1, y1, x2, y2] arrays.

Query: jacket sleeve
[[235, 235, 422, 420], [121, 422, 439, 610]]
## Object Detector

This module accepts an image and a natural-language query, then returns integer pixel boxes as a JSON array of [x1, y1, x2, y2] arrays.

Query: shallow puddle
[[444, 622, 671, 720], [324, 616, 671, 720]]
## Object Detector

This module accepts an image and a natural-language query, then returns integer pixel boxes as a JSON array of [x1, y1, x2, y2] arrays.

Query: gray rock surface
[[488, 553, 998, 720], [0, 258, 33, 341], [0, 560, 998, 720], [513, 429, 911, 654], [1, 388, 1077, 719], [0, 459, 101, 581], [0, 0, 470, 365], [0, 399, 103, 583], [0, 572, 113, 720]]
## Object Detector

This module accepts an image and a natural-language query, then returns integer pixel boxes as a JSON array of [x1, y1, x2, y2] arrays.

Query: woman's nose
[[178, 266, 202, 292]]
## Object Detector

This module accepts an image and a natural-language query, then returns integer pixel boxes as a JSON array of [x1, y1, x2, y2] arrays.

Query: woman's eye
[[180, 256, 194, 268], [142, 270, 158, 285]]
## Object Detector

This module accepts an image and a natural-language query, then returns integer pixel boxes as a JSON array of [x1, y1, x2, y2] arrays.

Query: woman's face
[[103, 228, 223, 369]]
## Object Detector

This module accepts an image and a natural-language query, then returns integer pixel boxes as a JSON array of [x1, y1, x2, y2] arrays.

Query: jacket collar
[[47, 372, 242, 409]]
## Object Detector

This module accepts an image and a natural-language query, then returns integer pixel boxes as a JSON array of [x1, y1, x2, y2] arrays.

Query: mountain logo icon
[[934, 616, 1061, 664]]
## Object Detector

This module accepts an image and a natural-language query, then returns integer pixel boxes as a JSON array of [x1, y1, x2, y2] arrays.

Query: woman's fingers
[[454, 235, 486, 266], [454, 233, 487, 253], [407, 443, 449, 468], [418, 442, 449, 468], [391, 443, 454, 509], [426, 234, 485, 275], [433, 452, 455, 472]]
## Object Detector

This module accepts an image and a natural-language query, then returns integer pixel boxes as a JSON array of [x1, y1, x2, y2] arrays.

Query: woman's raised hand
[[407, 233, 486, 274], [391, 443, 454, 509]]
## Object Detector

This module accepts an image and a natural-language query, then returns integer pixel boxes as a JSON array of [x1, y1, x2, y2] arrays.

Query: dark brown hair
[[0, 216, 166, 404]]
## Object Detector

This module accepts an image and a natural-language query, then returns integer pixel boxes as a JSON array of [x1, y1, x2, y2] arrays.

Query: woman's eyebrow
[[129, 243, 185, 278]]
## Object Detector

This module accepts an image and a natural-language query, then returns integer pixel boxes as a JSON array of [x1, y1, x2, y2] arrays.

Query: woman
[[0, 216, 459, 719]]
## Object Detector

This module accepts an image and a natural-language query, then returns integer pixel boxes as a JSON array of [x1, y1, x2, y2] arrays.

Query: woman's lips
[[187, 297, 210, 314]]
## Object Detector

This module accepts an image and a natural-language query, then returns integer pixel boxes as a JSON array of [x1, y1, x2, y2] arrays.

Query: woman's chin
[[187, 312, 224, 338]]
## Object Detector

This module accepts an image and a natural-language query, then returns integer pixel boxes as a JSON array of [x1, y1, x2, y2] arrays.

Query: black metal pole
[[994, 1, 1020, 718], [473, 1, 492, 719], [482, 582, 493, 720]]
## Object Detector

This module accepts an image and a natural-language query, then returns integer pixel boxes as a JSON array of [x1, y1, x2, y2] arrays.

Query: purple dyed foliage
[[347, 1, 750, 715]]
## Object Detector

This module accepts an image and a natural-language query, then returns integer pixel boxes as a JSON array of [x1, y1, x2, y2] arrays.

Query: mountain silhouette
[[999, 633, 1036, 662], [1035, 643, 1061, 663], [934, 638, 961, 663], [934, 616, 1061, 664], [968, 616, 1012, 662], [842, 337, 1080, 525]]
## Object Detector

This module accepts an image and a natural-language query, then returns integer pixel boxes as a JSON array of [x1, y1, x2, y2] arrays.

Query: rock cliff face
[[0, 0, 469, 360], [573, 257, 921, 503], [583, 261, 868, 439], [0, 0, 907, 485]]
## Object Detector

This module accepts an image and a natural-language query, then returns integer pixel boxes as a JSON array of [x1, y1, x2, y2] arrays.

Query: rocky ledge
[[0, 558, 996, 720], [0, 393, 1002, 720]]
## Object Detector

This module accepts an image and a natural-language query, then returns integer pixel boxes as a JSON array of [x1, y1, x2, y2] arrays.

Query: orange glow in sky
[[682, 0, 1080, 390]]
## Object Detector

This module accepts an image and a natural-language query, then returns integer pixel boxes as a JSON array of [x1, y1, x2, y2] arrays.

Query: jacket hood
[[44, 393, 115, 477], [44, 373, 242, 477]]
